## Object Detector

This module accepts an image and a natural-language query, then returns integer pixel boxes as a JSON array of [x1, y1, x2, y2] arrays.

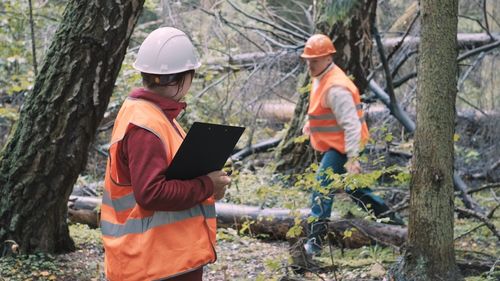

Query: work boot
[[387, 212, 405, 226], [304, 220, 328, 256], [304, 237, 322, 256]]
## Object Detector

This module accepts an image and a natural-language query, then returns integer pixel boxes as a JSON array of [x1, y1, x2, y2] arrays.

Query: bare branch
[[392, 39, 500, 89], [457, 95, 489, 117], [254, 30, 302, 49], [455, 206, 500, 240], [454, 223, 487, 241], [195, 72, 231, 99], [466, 182, 500, 194], [487, 203, 500, 219], [458, 52, 485, 90], [224, 20, 268, 52], [261, 3, 311, 38], [196, 5, 267, 52], [373, 26, 397, 107], [456, 52, 490, 117], [28, 0, 38, 75], [391, 50, 418, 78], [226, 0, 309, 41], [458, 14, 494, 39], [378, 195, 410, 217], [458, 39, 500, 61], [386, 11, 420, 62], [220, 16, 301, 46]]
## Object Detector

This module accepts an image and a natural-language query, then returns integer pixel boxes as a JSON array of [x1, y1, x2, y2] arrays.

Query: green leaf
[[298, 83, 311, 94], [293, 135, 309, 144], [286, 224, 303, 238], [384, 133, 394, 143]]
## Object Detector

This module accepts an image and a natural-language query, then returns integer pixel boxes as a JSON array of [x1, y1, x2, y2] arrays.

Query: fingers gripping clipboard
[[165, 122, 245, 180]]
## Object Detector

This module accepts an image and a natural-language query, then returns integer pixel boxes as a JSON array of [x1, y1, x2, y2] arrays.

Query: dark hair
[[141, 69, 195, 96]]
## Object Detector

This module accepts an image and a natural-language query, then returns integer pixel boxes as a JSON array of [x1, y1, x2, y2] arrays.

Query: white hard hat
[[133, 27, 201, 74]]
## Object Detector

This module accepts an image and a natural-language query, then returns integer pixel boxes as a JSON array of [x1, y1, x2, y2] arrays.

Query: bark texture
[[274, 0, 377, 173], [0, 0, 145, 254], [390, 0, 463, 280]]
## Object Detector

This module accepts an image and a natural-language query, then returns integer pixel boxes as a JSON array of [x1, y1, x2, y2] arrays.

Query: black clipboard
[[165, 122, 245, 180]]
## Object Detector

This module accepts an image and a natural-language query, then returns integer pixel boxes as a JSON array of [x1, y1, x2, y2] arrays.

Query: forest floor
[[1, 168, 499, 281], [1, 220, 498, 281]]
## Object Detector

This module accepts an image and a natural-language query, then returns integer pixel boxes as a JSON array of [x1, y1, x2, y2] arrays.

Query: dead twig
[[465, 182, 500, 195], [226, 0, 309, 42], [487, 203, 500, 219], [457, 39, 500, 61], [28, 0, 37, 75], [455, 206, 500, 240], [379, 195, 410, 217], [454, 223, 487, 241], [372, 25, 397, 108], [386, 11, 420, 61]]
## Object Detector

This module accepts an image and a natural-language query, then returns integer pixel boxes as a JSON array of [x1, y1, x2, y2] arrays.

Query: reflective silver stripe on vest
[[101, 205, 217, 237], [310, 125, 344, 133], [308, 104, 363, 121], [310, 116, 366, 133], [102, 190, 136, 212], [309, 113, 336, 120]]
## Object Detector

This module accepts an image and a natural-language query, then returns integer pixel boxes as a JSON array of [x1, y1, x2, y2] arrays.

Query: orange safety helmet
[[300, 34, 336, 58]]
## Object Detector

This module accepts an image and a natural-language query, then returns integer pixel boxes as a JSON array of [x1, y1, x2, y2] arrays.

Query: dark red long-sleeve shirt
[[115, 88, 214, 212]]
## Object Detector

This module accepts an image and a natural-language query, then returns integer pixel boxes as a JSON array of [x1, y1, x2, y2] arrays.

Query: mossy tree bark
[[0, 0, 145, 254], [274, 0, 377, 174], [389, 0, 463, 280]]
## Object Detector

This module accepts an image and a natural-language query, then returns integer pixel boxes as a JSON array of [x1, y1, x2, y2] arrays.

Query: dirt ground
[[54, 225, 395, 281], [31, 222, 494, 281]]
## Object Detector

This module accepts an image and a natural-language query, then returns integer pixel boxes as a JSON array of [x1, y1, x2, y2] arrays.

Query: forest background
[[0, 0, 499, 280]]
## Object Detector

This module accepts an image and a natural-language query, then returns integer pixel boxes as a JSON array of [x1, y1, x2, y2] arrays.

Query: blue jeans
[[310, 149, 389, 220]]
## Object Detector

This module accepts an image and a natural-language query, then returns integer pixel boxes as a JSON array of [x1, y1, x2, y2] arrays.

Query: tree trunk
[[390, 0, 463, 280], [0, 0, 145, 254], [274, 73, 317, 173], [274, 0, 377, 173]]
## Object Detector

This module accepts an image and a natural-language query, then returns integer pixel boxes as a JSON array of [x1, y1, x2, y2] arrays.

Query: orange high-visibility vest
[[308, 65, 370, 153], [100, 98, 216, 281]]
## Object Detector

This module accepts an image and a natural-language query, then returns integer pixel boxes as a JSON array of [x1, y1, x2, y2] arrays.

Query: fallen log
[[383, 32, 500, 50], [203, 33, 499, 69], [230, 138, 281, 161], [68, 196, 102, 228], [67, 196, 407, 248]]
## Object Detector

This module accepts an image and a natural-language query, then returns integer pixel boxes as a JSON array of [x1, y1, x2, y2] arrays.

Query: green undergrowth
[[0, 252, 60, 281], [0, 224, 103, 281]]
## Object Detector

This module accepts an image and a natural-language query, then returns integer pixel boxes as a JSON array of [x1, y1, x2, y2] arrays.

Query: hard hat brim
[[133, 61, 201, 75], [300, 50, 336, 59]]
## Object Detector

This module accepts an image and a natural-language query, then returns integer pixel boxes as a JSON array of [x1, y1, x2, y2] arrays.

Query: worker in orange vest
[[301, 34, 404, 256], [100, 27, 230, 281]]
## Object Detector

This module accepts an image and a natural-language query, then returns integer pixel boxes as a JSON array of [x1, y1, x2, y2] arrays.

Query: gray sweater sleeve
[[324, 86, 362, 158]]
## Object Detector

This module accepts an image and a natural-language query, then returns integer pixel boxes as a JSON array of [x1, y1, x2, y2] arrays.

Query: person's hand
[[345, 159, 361, 174], [206, 170, 231, 200], [302, 121, 311, 135]]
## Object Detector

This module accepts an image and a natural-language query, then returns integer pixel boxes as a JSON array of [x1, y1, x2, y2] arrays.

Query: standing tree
[[0, 0, 145, 254], [389, 0, 463, 280], [274, 0, 377, 173]]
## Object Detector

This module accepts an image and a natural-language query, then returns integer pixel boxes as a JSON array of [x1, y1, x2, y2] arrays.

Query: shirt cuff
[[346, 150, 360, 159], [196, 175, 215, 200]]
